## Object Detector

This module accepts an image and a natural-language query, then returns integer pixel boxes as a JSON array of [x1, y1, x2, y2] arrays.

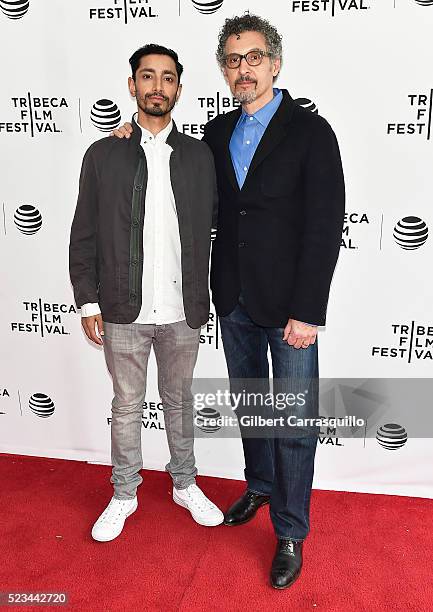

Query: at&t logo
[[376, 423, 407, 450], [0, 0, 29, 19], [90, 100, 121, 132], [291, 0, 370, 15], [393, 216, 428, 250], [89, 0, 158, 22], [295, 97, 318, 113], [29, 393, 55, 418], [372, 322, 433, 362], [191, 0, 224, 13], [14, 205, 42, 235], [195, 407, 222, 432]]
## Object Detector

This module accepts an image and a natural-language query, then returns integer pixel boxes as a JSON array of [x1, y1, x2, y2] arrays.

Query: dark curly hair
[[216, 13, 283, 67]]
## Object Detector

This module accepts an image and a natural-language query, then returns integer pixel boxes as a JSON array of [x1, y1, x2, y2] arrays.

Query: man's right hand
[[82, 314, 104, 345], [111, 122, 133, 138]]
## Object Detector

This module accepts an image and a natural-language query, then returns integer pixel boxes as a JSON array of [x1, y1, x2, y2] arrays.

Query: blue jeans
[[219, 298, 318, 540]]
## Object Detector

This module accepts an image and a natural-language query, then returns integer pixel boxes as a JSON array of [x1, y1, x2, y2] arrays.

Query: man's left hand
[[283, 319, 317, 349]]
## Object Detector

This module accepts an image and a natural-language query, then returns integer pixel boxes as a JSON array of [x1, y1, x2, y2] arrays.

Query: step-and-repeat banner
[[1, 0, 432, 498]]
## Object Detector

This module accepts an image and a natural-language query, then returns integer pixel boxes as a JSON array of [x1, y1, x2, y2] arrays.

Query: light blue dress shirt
[[229, 88, 283, 189]]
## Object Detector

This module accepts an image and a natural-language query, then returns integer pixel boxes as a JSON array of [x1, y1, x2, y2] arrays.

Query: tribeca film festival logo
[[290, 0, 370, 16], [0, 0, 29, 19], [372, 323, 433, 362], [393, 216, 428, 250], [181, 93, 240, 136], [341, 212, 370, 249], [0, 94, 69, 136], [107, 400, 164, 430], [387, 92, 433, 140], [89, 0, 158, 22], [200, 307, 219, 349], [10, 300, 76, 337], [0, 386, 11, 417], [376, 423, 407, 450]]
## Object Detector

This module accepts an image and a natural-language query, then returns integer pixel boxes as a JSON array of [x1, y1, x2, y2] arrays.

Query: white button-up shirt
[[80, 117, 185, 324]]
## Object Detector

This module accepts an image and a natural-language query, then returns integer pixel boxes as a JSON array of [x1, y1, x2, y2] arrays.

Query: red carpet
[[1, 453, 432, 611]]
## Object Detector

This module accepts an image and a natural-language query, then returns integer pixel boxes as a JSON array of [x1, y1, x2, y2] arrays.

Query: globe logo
[[191, 0, 224, 14], [14, 204, 42, 235], [195, 407, 221, 432], [415, 1, 433, 6], [90, 99, 121, 132], [295, 98, 318, 114], [29, 393, 55, 418], [0, 0, 29, 19], [376, 423, 407, 450], [393, 216, 428, 250]]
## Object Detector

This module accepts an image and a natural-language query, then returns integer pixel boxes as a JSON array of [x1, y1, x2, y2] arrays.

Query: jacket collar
[[130, 115, 181, 150], [223, 89, 296, 191]]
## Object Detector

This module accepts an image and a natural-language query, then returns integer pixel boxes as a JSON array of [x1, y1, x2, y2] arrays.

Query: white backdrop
[[1, 0, 432, 498]]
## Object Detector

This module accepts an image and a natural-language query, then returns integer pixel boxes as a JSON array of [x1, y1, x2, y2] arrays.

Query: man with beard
[[69, 44, 223, 542], [113, 14, 345, 589]]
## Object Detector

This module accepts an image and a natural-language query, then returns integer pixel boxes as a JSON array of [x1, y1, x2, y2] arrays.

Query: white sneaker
[[173, 484, 224, 526], [91, 496, 138, 542]]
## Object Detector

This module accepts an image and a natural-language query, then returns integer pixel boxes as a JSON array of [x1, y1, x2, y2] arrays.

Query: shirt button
[[246, 140, 250, 145], [243, 166, 248, 172], [240, 210, 246, 215], [249, 116, 254, 121]]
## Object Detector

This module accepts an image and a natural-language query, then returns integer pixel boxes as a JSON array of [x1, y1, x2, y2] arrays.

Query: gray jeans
[[103, 320, 200, 499]]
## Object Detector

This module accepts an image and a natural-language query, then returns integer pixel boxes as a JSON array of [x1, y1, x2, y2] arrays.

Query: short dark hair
[[216, 13, 282, 67], [129, 44, 183, 82]]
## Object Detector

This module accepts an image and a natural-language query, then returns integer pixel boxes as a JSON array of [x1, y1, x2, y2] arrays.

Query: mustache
[[235, 76, 257, 85], [145, 91, 169, 101]]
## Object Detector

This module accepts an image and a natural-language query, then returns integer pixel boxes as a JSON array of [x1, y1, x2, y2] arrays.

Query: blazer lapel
[[222, 107, 242, 192], [245, 90, 296, 180]]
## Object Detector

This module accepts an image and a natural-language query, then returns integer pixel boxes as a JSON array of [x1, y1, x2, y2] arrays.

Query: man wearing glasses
[[114, 14, 345, 589]]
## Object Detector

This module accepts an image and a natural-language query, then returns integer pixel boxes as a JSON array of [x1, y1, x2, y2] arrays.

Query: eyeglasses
[[223, 50, 272, 69]]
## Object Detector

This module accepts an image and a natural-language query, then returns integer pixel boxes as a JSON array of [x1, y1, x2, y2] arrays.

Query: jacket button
[[132, 218, 139, 227], [134, 184, 142, 191], [130, 292, 137, 300], [239, 242, 246, 248], [131, 259, 138, 266], [240, 210, 246, 215]]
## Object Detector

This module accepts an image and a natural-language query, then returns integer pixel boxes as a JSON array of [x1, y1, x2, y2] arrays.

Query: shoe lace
[[280, 540, 295, 556], [186, 485, 216, 512], [99, 498, 133, 524]]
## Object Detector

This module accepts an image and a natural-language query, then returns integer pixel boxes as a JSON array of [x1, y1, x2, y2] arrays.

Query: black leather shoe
[[270, 539, 303, 590], [223, 490, 270, 526]]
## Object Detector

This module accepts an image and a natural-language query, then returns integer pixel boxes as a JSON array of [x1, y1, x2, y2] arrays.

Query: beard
[[138, 91, 177, 117], [233, 76, 258, 104]]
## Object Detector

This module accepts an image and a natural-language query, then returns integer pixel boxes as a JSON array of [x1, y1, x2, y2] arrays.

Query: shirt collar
[[240, 88, 282, 128], [134, 112, 173, 145]]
